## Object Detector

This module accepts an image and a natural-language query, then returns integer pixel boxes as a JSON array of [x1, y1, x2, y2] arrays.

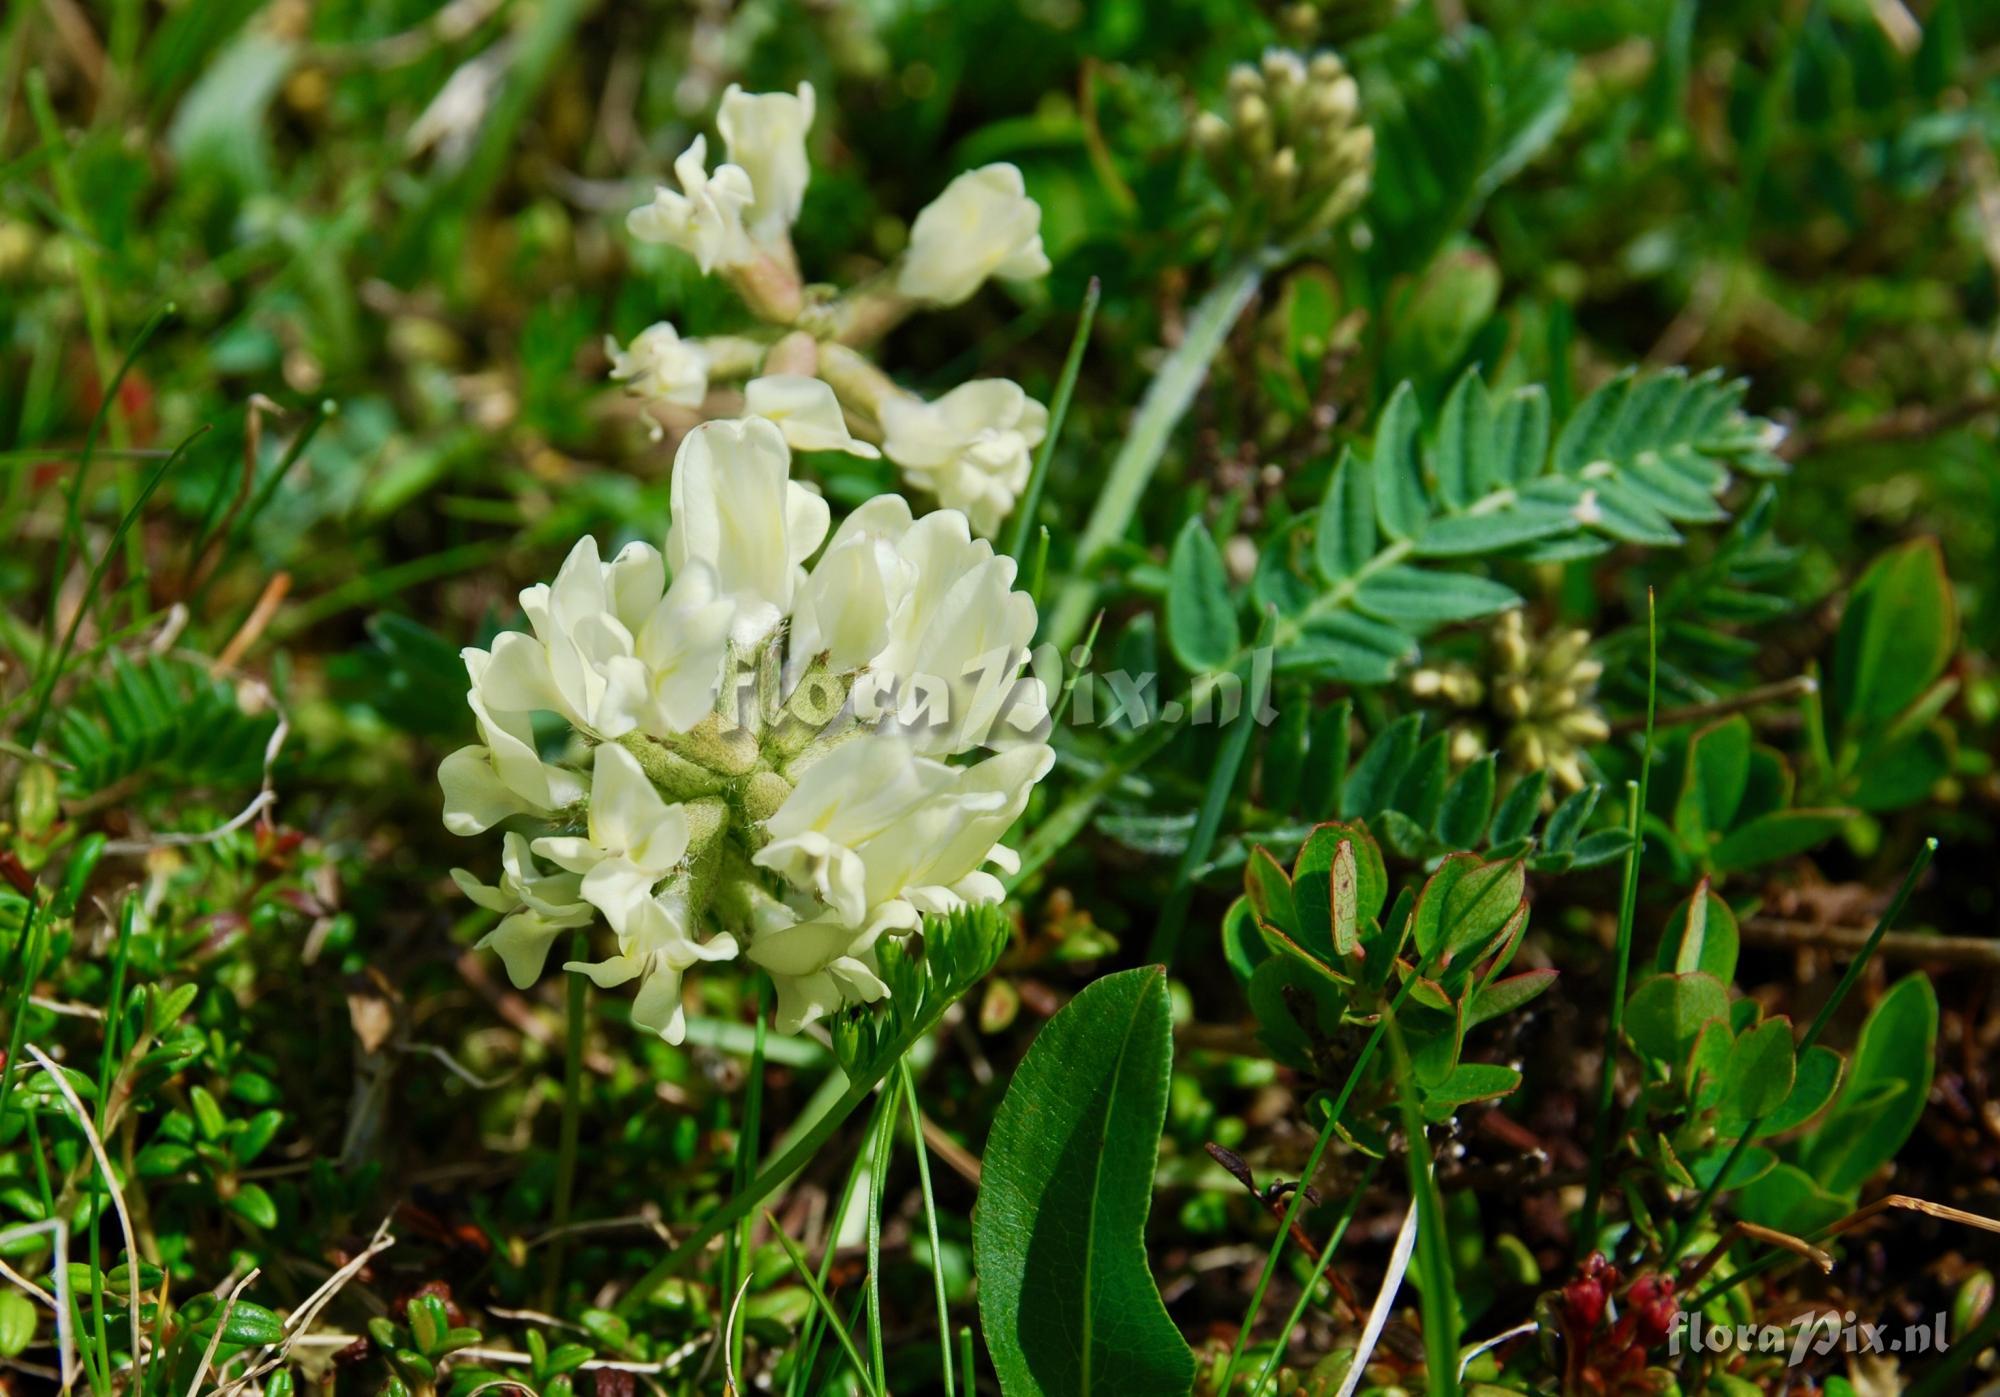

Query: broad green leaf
[[1294, 821, 1387, 956], [1673, 716, 1752, 846], [1756, 1044, 1844, 1136], [1624, 972, 1730, 1062], [1738, 1161, 1850, 1237], [1421, 1062, 1522, 1117], [1372, 382, 1429, 540], [1300, 698, 1353, 817], [1465, 969, 1557, 1029], [1688, 1144, 1777, 1191], [975, 967, 1194, 1396], [1709, 809, 1850, 873], [1831, 538, 1957, 736], [1315, 447, 1376, 582], [1244, 847, 1298, 940], [1723, 1018, 1796, 1120], [1353, 566, 1520, 629], [0, 1291, 35, 1358], [1247, 951, 1348, 1072], [1654, 880, 1739, 983], [1412, 854, 1523, 962], [1220, 897, 1267, 986], [1802, 974, 1937, 1194], [1166, 518, 1238, 672]]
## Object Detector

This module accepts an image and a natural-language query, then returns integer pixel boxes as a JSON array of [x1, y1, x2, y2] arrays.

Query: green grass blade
[[1008, 276, 1100, 570]]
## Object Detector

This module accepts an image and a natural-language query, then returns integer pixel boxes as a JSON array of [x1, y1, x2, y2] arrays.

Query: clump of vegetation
[[2, 2, 1997, 1395]]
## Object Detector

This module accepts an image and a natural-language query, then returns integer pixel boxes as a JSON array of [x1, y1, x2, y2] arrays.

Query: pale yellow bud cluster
[[1408, 610, 1611, 793], [1195, 49, 1374, 242]]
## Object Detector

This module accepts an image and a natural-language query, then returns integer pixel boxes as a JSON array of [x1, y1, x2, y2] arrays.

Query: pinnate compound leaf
[[975, 967, 1194, 1397]]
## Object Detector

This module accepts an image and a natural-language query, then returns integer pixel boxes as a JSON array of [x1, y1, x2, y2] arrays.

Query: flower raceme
[[441, 417, 1051, 1041], [611, 82, 1055, 533]]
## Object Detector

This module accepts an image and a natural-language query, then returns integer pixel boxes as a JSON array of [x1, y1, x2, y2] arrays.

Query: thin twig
[[1741, 918, 2000, 967]]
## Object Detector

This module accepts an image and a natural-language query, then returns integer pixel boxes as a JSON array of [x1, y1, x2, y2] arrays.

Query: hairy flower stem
[[1043, 253, 1271, 653]]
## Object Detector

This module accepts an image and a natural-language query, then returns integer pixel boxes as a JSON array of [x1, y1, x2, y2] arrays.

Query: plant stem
[[543, 936, 590, 1309], [900, 1060, 954, 1395], [729, 979, 770, 1381], [1579, 592, 1657, 1251], [865, 1073, 896, 1388], [1043, 254, 1269, 653]]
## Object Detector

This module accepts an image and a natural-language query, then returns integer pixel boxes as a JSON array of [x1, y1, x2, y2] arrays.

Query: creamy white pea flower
[[747, 739, 1049, 1032], [755, 738, 1050, 931], [744, 375, 880, 458], [788, 500, 1048, 753], [787, 495, 919, 674], [743, 904, 891, 1036], [453, 833, 593, 988], [717, 82, 815, 246], [533, 743, 692, 936], [627, 136, 756, 272], [439, 649, 589, 836], [476, 537, 732, 740], [897, 163, 1051, 306], [606, 322, 709, 408], [565, 883, 740, 1043], [879, 380, 1048, 537], [667, 417, 830, 645], [862, 512, 1050, 753]]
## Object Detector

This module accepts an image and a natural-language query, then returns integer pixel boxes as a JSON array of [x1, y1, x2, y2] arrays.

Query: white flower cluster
[[442, 417, 1052, 1041], [608, 82, 1056, 536]]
